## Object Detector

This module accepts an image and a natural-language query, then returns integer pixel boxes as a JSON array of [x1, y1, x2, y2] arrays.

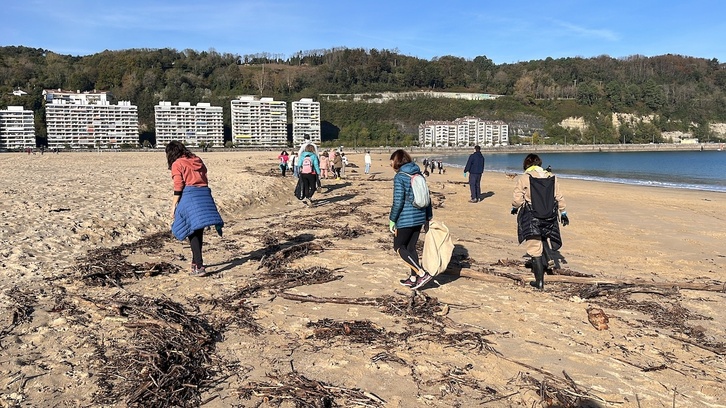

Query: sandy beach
[[1, 150, 724, 407]]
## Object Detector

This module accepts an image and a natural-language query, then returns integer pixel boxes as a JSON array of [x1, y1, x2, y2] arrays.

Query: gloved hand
[[422, 220, 430, 233], [464, 172, 468, 179], [388, 220, 396, 233], [561, 213, 569, 226], [511, 207, 519, 215]]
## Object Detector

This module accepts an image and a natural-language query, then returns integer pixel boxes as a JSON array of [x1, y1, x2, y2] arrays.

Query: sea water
[[437, 150, 726, 193]]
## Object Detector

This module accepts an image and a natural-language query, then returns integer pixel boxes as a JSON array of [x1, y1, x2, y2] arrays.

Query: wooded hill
[[1, 46, 725, 147]]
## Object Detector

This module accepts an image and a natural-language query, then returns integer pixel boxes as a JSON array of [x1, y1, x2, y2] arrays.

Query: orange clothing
[[171, 155, 208, 193]]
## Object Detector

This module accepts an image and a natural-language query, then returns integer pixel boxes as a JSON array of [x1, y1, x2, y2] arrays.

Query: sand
[[0, 150, 724, 407]]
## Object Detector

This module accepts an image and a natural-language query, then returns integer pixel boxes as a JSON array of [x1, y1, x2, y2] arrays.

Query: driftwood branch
[[446, 268, 726, 293], [668, 334, 726, 356], [278, 292, 380, 306]]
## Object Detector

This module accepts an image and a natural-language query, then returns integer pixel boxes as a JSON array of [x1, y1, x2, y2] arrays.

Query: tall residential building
[[43, 89, 139, 149], [155, 101, 224, 148], [230, 96, 287, 147], [0, 106, 35, 149], [292, 98, 321, 146], [418, 117, 509, 147]]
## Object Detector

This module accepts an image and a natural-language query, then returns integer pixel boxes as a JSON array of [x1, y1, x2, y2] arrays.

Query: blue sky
[[2, 0, 725, 64]]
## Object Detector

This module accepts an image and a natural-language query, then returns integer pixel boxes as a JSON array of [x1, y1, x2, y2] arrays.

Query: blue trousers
[[468, 173, 482, 200]]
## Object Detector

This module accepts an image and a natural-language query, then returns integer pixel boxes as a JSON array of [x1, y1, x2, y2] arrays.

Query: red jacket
[[171, 155, 208, 193]]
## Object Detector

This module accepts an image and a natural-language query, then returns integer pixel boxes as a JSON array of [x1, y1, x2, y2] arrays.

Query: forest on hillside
[[1, 45, 725, 146]]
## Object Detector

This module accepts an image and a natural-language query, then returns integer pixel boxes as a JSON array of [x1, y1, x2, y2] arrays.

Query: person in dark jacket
[[464, 145, 485, 202], [511, 153, 569, 290], [389, 149, 434, 290]]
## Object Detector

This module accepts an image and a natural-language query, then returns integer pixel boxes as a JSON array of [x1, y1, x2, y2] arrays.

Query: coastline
[[1, 150, 724, 407]]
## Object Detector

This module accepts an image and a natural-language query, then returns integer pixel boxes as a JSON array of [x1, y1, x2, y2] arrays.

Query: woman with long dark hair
[[389, 149, 433, 290], [166, 141, 223, 277]]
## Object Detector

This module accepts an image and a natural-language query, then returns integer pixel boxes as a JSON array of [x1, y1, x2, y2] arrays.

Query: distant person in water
[[511, 153, 568, 290], [166, 141, 223, 277]]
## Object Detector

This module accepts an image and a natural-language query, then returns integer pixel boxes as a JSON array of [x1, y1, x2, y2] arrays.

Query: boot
[[529, 256, 544, 290]]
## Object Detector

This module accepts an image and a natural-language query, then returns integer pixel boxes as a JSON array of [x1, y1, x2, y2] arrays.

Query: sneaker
[[469, 199, 478, 203], [190, 264, 208, 277], [411, 272, 433, 290], [399, 275, 417, 287]]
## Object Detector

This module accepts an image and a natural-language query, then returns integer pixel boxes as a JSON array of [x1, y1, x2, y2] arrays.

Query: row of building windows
[[0, 91, 322, 149], [418, 116, 509, 148]]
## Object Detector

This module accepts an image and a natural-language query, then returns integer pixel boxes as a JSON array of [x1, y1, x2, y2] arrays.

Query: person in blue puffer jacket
[[388, 149, 434, 290]]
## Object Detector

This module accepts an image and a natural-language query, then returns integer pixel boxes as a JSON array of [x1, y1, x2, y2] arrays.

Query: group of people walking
[[277, 144, 345, 180], [166, 139, 568, 292]]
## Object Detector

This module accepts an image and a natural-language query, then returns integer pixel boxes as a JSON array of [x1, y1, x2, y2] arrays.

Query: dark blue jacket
[[389, 162, 433, 228], [464, 151, 485, 174]]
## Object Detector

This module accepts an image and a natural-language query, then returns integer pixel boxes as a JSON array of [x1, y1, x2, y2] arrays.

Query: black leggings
[[300, 173, 317, 199], [189, 228, 204, 266], [393, 225, 423, 275]]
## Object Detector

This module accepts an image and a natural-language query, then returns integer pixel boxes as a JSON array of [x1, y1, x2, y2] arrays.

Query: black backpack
[[528, 175, 557, 218]]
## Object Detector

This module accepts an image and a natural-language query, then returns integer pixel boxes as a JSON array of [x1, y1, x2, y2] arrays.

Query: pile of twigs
[[237, 371, 386, 407], [0, 286, 36, 339], [307, 319, 389, 343], [76, 231, 178, 287], [332, 224, 368, 239], [514, 371, 608, 408], [93, 295, 221, 407], [259, 242, 324, 270]]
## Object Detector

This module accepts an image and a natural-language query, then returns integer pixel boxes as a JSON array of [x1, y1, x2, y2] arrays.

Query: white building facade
[[418, 117, 509, 147], [230, 96, 287, 147], [43, 90, 139, 149], [155, 101, 224, 148], [0, 106, 35, 149], [292, 98, 321, 146]]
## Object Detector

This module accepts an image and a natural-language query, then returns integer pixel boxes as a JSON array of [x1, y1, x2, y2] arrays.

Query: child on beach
[[278, 150, 289, 177], [166, 141, 224, 277], [319, 151, 330, 180], [388, 149, 434, 290], [511, 153, 569, 290], [332, 151, 343, 180]]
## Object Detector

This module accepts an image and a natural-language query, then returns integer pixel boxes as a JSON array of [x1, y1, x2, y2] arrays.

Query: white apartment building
[[0, 106, 35, 149], [43, 90, 139, 149], [418, 121, 457, 147], [484, 120, 509, 146], [230, 96, 287, 147], [292, 98, 321, 146], [155, 102, 224, 148], [418, 117, 509, 147]]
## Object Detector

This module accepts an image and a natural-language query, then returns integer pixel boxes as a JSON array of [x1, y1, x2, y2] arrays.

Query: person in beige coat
[[511, 153, 569, 290]]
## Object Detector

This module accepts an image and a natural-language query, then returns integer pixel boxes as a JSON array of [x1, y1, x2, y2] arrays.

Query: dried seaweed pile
[[512, 371, 609, 408], [237, 371, 386, 408], [0, 286, 36, 340], [93, 295, 221, 408], [379, 292, 446, 322], [259, 242, 324, 270], [426, 364, 500, 399], [76, 231, 179, 287], [235, 266, 342, 299], [332, 223, 368, 239], [306, 318, 389, 343]]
